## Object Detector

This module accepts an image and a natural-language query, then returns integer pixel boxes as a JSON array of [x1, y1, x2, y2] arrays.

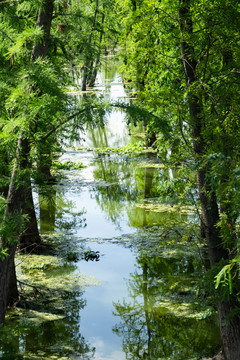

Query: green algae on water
[[135, 201, 195, 214], [17, 253, 100, 291]]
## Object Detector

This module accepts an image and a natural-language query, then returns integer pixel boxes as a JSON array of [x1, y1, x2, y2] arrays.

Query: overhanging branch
[[42, 108, 86, 141]]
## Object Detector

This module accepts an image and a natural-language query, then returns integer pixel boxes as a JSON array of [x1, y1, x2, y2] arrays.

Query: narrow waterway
[[0, 55, 221, 360]]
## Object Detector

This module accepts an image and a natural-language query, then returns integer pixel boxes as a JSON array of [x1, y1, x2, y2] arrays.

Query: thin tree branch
[[0, 28, 14, 43], [112, 102, 162, 121], [42, 109, 86, 141], [158, 7, 180, 23], [17, 280, 43, 295], [178, 115, 192, 149]]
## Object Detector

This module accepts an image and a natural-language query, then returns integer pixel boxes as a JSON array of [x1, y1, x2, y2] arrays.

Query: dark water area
[[0, 56, 221, 360]]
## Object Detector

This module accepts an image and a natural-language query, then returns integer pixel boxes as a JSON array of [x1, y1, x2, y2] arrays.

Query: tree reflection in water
[[113, 252, 221, 360], [0, 289, 95, 359]]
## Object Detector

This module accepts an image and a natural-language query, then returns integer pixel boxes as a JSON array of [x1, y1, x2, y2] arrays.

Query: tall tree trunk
[[19, 0, 55, 250], [7, 257, 18, 306], [33, 0, 56, 183], [88, 13, 105, 88], [19, 181, 42, 252], [82, 0, 99, 91], [179, 1, 240, 358], [179, 0, 228, 264], [0, 245, 17, 323], [18, 139, 42, 252], [31, 0, 55, 61], [4, 0, 55, 313], [218, 297, 240, 359], [0, 133, 26, 323]]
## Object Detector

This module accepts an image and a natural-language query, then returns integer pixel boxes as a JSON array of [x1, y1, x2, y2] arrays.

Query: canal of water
[[0, 56, 221, 360]]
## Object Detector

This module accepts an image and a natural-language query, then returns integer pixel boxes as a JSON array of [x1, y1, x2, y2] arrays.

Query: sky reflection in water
[[0, 56, 221, 360]]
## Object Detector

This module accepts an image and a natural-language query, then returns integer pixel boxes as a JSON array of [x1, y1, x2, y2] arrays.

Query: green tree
[[0, 0, 116, 323], [0, 0, 58, 323], [69, 0, 120, 91], [0, 0, 80, 322], [118, 0, 240, 358]]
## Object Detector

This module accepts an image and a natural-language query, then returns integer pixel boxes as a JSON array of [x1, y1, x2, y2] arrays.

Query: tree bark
[[18, 138, 42, 252], [0, 133, 26, 323], [0, 244, 17, 323], [1, 0, 56, 319], [31, 0, 55, 61], [19, 0, 56, 251], [19, 182, 42, 252], [82, 0, 99, 91], [218, 298, 240, 359], [88, 13, 105, 88], [6, 256, 18, 306], [179, 0, 228, 265]]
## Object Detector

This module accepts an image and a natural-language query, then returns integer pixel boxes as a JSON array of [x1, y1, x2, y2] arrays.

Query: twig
[[0, 28, 14, 43], [15, 243, 41, 267], [17, 280, 43, 295]]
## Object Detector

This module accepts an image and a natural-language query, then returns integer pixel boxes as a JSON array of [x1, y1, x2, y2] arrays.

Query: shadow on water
[[0, 54, 221, 359]]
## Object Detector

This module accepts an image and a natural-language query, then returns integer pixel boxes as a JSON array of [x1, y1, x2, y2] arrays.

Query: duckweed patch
[[3, 234, 99, 359], [7, 308, 65, 326], [94, 142, 157, 156], [153, 300, 214, 320], [115, 226, 199, 258], [52, 160, 86, 171], [137, 161, 167, 169], [22, 355, 74, 360], [135, 201, 195, 215], [17, 253, 100, 292], [39, 234, 102, 263], [11, 234, 100, 342], [18, 254, 62, 272], [111, 227, 212, 320]]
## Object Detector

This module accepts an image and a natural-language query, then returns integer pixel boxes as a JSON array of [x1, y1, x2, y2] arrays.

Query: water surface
[[0, 55, 221, 360]]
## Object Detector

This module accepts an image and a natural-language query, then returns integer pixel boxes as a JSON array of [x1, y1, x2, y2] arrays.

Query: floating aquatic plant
[[52, 160, 86, 171], [94, 142, 157, 156]]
